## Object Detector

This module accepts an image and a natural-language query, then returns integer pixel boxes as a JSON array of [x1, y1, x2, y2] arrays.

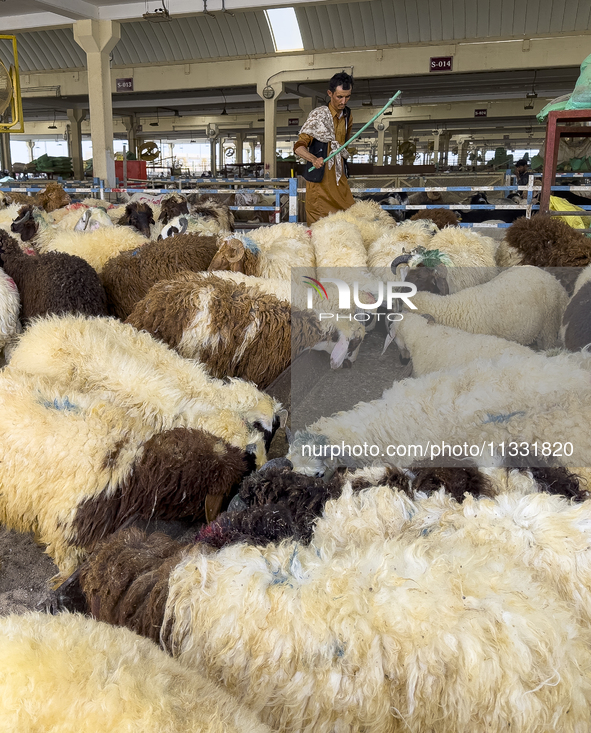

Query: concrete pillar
[[73, 19, 121, 186], [27, 140, 35, 162], [235, 132, 244, 165], [122, 114, 137, 158], [258, 81, 283, 178], [67, 108, 86, 180], [299, 97, 314, 119], [0, 131, 11, 173], [433, 131, 441, 171], [249, 141, 256, 163]]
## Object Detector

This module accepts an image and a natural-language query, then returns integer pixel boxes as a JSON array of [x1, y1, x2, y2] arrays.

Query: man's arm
[[294, 134, 324, 169]]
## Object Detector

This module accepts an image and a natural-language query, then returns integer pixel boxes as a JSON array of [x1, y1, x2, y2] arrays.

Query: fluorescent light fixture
[[265, 8, 304, 53]]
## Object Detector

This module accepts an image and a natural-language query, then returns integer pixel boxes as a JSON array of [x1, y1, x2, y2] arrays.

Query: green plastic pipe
[[307, 90, 402, 172]]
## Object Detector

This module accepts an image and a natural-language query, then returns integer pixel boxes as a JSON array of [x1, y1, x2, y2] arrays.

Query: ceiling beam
[[31, 0, 98, 20]]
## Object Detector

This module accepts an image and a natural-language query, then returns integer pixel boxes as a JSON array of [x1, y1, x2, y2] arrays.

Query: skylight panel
[[265, 8, 304, 53]]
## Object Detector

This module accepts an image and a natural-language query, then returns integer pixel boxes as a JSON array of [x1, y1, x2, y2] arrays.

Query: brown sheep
[[117, 201, 155, 238], [207, 238, 258, 274], [506, 214, 591, 268], [126, 273, 325, 389], [37, 181, 71, 212], [100, 233, 219, 320], [158, 193, 189, 225], [410, 208, 459, 229], [0, 228, 108, 323]]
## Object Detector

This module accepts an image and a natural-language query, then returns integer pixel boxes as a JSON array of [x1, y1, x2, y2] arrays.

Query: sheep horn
[[178, 217, 188, 235], [381, 331, 395, 356], [13, 210, 31, 226], [391, 253, 413, 274]]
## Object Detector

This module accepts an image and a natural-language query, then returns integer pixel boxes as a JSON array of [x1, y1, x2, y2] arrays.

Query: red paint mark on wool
[[6, 277, 17, 290]]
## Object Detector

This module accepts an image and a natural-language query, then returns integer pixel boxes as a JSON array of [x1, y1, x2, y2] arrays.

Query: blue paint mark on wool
[[241, 235, 260, 254], [41, 397, 80, 412], [130, 248, 141, 256], [482, 410, 526, 424]]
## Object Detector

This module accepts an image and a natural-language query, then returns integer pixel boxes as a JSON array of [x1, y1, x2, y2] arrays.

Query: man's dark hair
[[515, 159, 528, 168], [329, 72, 354, 92]]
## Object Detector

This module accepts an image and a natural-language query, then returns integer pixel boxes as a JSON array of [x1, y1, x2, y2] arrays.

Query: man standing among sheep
[[294, 72, 355, 225]]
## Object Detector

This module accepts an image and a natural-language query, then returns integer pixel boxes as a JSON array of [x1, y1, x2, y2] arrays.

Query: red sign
[[288, 118, 299, 126], [429, 56, 453, 72], [474, 109, 488, 117], [116, 78, 134, 93]]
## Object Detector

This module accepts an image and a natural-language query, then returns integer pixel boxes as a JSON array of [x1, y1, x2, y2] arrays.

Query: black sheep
[[117, 202, 155, 238], [0, 228, 108, 324]]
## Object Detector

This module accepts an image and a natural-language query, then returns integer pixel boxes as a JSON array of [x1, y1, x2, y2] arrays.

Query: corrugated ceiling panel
[[5, 0, 591, 75]]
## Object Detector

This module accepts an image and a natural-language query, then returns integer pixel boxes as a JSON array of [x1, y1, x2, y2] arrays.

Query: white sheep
[[368, 218, 438, 268], [401, 265, 568, 349], [8, 313, 282, 465], [325, 199, 395, 249], [0, 368, 252, 576], [0, 612, 270, 733], [288, 349, 591, 476], [160, 483, 591, 733], [311, 216, 368, 268], [0, 267, 21, 357]]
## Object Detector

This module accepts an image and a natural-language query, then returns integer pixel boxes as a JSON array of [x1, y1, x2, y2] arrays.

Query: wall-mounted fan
[[0, 36, 24, 132]]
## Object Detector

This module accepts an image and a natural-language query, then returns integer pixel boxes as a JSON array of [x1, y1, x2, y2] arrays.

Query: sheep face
[[208, 239, 246, 273], [158, 194, 189, 225], [11, 207, 38, 242], [404, 263, 449, 295], [119, 202, 154, 238], [0, 191, 11, 209]]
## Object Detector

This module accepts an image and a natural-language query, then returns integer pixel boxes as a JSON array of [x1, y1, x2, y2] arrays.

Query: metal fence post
[[288, 177, 298, 222]]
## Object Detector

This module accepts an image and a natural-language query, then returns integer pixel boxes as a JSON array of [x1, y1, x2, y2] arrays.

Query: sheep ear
[[277, 409, 288, 428], [284, 425, 293, 445]]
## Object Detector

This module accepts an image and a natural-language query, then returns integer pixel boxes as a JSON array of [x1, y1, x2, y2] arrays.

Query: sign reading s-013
[[116, 78, 134, 92], [429, 56, 453, 72]]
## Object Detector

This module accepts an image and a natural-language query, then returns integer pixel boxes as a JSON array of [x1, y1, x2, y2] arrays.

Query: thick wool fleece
[[159, 486, 591, 733], [367, 219, 438, 268], [289, 349, 591, 475], [235, 222, 316, 279], [328, 199, 395, 249], [0, 613, 271, 733], [408, 265, 568, 348], [0, 369, 247, 576], [36, 224, 147, 272], [126, 274, 323, 389], [0, 230, 108, 323], [0, 267, 20, 350], [507, 214, 591, 268], [311, 217, 368, 268], [100, 233, 219, 319], [410, 208, 460, 228], [8, 314, 279, 465]]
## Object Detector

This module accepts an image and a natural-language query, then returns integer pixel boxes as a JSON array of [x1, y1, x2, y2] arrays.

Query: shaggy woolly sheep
[[198, 269, 367, 369], [0, 229, 108, 323], [288, 348, 591, 475], [126, 273, 327, 389], [0, 266, 20, 355], [323, 199, 395, 249], [400, 266, 568, 349], [188, 195, 234, 232], [367, 219, 438, 268], [80, 484, 591, 733], [36, 222, 147, 273], [506, 214, 591, 269], [8, 313, 283, 466], [209, 222, 315, 280], [159, 192, 189, 225], [117, 201, 155, 238], [311, 216, 368, 268], [0, 369, 249, 576], [0, 613, 271, 733], [100, 233, 219, 319], [390, 226, 499, 294], [37, 181, 71, 212], [409, 208, 460, 229]]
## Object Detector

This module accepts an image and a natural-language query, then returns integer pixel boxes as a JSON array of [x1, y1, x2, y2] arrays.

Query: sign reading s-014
[[429, 56, 453, 72]]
